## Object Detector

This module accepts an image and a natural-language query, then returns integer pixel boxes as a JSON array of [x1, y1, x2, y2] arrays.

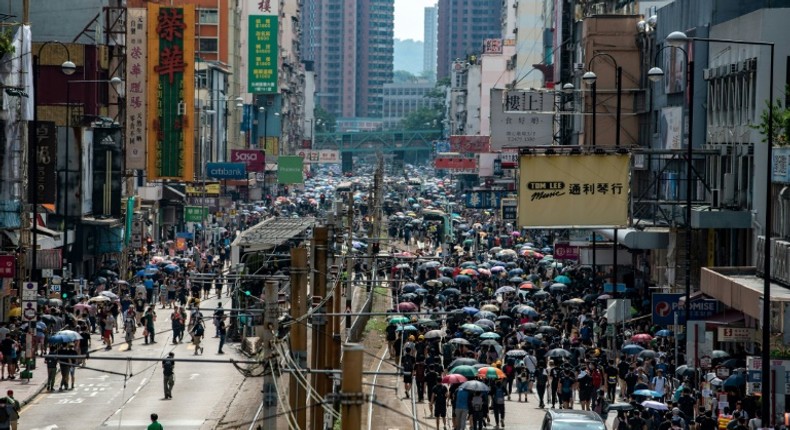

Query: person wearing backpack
[[190, 319, 205, 355], [503, 360, 516, 400], [469, 392, 487, 430], [557, 368, 576, 409], [0, 397, 14, 430], [492, 380, 507, 429], [650, 369, 669, 401]]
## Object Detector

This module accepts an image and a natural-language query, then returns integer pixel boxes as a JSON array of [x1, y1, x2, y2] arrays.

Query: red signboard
[[554, 243, 579, 260], [0, 255, 15, 278], [434, 156, 477, 171], [230, 149, 265, 172], [449, 135, 491, 154]]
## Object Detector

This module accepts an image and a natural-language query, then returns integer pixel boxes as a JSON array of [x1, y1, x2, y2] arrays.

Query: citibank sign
[[206, 162, 247, 179]]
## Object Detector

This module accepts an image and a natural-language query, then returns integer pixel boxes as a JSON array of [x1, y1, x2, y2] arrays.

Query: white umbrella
[[641, 400, 668, 411], [88, 296, 111, 303]]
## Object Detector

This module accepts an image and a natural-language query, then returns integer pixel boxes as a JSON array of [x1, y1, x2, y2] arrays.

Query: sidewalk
[[0, 355, 47, 407]]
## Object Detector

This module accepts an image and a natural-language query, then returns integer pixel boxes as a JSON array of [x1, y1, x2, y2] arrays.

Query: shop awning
[[702, 310, 745, 326], [700, 267, 790, 320], [596, 228, 670, 250]]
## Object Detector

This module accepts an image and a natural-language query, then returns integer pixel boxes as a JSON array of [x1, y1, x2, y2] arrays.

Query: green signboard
[[278, 156, 304, 184], [248, 15, 278, 93], [184, 206, 208, 223]]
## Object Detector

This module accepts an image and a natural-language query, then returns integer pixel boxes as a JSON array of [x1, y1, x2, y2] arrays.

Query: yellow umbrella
[[7, 307, 21, 318]]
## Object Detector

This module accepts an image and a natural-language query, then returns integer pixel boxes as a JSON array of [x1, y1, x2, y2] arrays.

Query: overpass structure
[[313, 129, 442, 154]]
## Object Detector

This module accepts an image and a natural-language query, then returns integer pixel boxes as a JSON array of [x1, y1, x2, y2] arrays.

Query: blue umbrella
[[522, 336, 544, 346], [402, 284, 417, 293], [495, 286, 516, 295], [164, 264, 180, 273], [723, 374, 745, 388], [414, 288, 429, 295], [455, 275, 472, 284], [633, 389, 662, 398], [396, 325, 418, 332], [508, 268, 524, 276], [462, 306, 479, 315], [655, 329, 674, 337], [554, 275, 571, 285], [442, 288, 461, 296], [474, 310, 497, 320], [480, 332, 500, 339], [622, 344, 645, 355]]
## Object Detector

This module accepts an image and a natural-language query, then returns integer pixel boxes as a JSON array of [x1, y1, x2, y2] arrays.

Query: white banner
[[125, 8, 147, 170], [296, 149, 341, 164]]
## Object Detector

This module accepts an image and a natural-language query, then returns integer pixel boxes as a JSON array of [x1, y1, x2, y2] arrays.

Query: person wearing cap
[[162, 352, 175, 399]]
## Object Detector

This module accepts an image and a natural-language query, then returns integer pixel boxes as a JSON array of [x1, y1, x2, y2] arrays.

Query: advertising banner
[[651, 293, 718, 325], [660, 106, 682, 150], [206, 162, 247, 180], [773, 146, 790, 183], [478, 153, 498, 177], [554, 243, 579, 260], [483, 38, 503, 54], [503, 89, 553, 112], [501, 198, 517, 222], [277, 156, 304, 184], [185, 183, 220, 196], [231, 149, 265, 172], [146, 4, 195, 181], [247, 0, 279, 94], [0, 255, 14, 278], [125, 8, 147, 170], [490, 89, 553, 149], [517, 154, 630, 227], [434, 155, 477, 172], [296, 149, 341, 164], [449, 135, 490, 153], [28, 121, 57, 204], [92, 128, 123, 217], [464, 190, 508, 209]]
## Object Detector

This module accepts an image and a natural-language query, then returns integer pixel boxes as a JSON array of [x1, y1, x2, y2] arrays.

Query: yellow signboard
[[185, 183, 220, 196], [517, 153, 630, 227], [261, 136, 279, 157]]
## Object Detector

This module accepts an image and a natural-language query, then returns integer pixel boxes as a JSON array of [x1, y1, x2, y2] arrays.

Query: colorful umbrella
[[631, 333, 653, 342], [554, 275, 571, 284], [519, 282, 535, 290], [480, 332, 501, 340], [633, 389, 663, 398], [441, 374, 468, 384], [478, 366, 506, 379], [397, 302, 418, 312], [450, 365, 477, 378], [460, 268, 479, 276]]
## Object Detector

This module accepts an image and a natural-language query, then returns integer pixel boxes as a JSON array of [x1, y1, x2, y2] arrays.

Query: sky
[[394, 0, 437, 41]]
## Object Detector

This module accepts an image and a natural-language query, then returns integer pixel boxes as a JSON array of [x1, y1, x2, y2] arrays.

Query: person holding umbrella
[[469, 390, 488, 430]]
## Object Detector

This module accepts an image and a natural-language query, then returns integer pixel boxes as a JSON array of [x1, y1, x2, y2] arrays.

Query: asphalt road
[[20, 295, 248, 430]]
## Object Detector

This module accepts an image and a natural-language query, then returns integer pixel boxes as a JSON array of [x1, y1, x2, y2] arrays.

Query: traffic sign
[[41, 268, 54, 278], [22, 301, 36, 321], [22, 282, 37, 301]]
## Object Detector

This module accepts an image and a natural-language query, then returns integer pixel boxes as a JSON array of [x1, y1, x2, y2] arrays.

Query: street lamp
[[585, 53, 623, 295], [200, 109, 216, 247], [32, 42, 75, 281], [650, 31, 775, 426]]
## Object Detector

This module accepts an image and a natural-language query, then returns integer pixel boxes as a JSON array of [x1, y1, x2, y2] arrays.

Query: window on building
[[198, 38, 219, 53], [198, 9, 218, 24]]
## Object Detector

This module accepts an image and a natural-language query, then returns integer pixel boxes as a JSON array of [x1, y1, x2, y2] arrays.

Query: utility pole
[[289, 247, 308, 429], [328, 210, 341, 426], [262, 280, 279, 429], [345, 190, 354, 330], [310, 226, 328, 430], [341, 343, 364, 430]]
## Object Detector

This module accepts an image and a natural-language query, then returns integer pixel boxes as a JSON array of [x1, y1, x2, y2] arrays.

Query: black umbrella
[[505, 349, 527, 358], [449, 358, 479, 368], [537, 326, 559, 335], [545, 348, 572, 358]]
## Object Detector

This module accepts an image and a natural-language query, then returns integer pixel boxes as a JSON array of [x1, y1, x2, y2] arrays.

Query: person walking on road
[[124, 310, 137, 351], [143, 306, 157, 345], [148, 413, 164, 430], [213, 303, 224, 338], [190, 318, 205, 355], [5, 390, 19, 430], [45, 350, 58, 391], [162, 352, 175, 399], [217, 317, 227, 354]]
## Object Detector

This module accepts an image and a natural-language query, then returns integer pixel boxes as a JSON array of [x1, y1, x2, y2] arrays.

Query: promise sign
[[146, 5, 195, 181], [517, 153, 630, 228]]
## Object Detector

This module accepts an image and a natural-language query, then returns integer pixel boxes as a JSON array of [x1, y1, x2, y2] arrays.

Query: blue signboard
[[206, 162, 247, 180], [651, 293, 718, 325], [465, 191, 507, 209], [434, 140, 451, 153], [603, 283, 628, 293]]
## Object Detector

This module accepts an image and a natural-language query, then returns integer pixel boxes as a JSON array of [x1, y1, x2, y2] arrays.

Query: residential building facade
[[436, 0, 502, 80], [423, 5, 438, 80]]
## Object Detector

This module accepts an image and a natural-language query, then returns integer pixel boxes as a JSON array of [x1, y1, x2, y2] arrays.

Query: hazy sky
[[394, 0, 437, 41]]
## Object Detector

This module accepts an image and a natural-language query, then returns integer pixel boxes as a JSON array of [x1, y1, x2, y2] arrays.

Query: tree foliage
[[399, 78, 449, 130], [753, 85, 790, 146], [314, 106, 336, 133]]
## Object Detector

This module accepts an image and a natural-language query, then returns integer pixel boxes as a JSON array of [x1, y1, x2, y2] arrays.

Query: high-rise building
[[302, 0, 394, 119], [437, 0, 503, 80], [423, 6, 438, 80]]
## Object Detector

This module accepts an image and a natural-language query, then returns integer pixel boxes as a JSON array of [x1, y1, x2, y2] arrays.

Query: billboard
[[503, 89, 553, 112], [125, 8, 147, 170], [206, 162, 247, 180], [146, 4, 195, 181], [247, 0, 279, 94], [483, 38, 503, 54], [517, 154, 630, 227], [231, 149, 265, 172], [277, 156, 304, 184], [651, 293, 718, 325], [92, 128, 123, 217], [434, 155, 477, 172], [660, 106, 682, 150], [773, 146, 790, 183], [490, 89, 554, 149], [28, 121, 57, 204], [184, 206, 208, 223], [449, 135, 490, 153], [296, 149, 341, 164], [186, 183, 220, 196], [464, 190, 508, 209]]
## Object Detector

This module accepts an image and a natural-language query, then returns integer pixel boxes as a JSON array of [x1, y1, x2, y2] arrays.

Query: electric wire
[[275, 341, 342, 421], [271, 364, 300, 430]]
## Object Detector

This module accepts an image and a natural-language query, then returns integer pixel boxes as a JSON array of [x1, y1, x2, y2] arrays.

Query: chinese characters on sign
[[28, 121, 57, 204], [125, 8, 147, 170], [0, 255, 14, 278], [147, 4, 195, 181], [483, 38, 503, 54], [449, 135, 491, 153], [296, 149, 341, 164], [434, 156, 477, 172], [504, 90, 552, 112], [490, 89, 554, 149], [773, 147, 790, 183], [248, 15, 278, 93]]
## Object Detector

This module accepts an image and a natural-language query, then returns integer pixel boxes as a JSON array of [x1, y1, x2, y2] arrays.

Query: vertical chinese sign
[[125, 8, 147, 170], [146, 4, 195, 181], [248, 0, 279, 93]]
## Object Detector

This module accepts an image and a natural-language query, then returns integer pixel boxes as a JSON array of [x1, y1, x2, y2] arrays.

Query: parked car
[[540, 409, 607, 430]]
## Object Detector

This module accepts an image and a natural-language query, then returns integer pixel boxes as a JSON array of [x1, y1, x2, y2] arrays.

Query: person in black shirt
[[425, 364, 439, 406], [628, 410, 647, 430], [385, 324, 397, 359], [431, 382, 448, 430], [678, 388, 697, 420], [658, 412, 673, 430], [549, 361, 561, 408], [624, 367, 639, 399], [605, 361, 619, 402], [162, 352, 175, 399], [696, 410, 717, 430], [617, 356, 630, 398], [401, 347, 415, 399]]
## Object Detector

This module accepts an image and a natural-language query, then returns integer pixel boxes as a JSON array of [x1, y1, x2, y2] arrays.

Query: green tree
[[393, 70, 418, 83], [314, 106, 336, 133]]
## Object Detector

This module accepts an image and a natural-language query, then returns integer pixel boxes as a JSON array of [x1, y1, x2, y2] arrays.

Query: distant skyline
[[395, 0, 436, 41]]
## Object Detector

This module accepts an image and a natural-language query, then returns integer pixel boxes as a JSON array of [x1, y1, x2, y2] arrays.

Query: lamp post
[[584, 53, 623, 296], [650, 31, 775, 426], [32, 42, 75, 281], [200, 109, 216, 248]]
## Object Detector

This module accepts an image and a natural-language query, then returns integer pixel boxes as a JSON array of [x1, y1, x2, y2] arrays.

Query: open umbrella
[[449, 358, 479, 368], [441, 288, 461, 296], [563, 298, 585, 306], [73, 303, 93, 312], [459, 380, 490, 392], [508, 276, 524, 284], [533, 290, 550, 298], [554, 275, 571, 284], [462, 306, 480, 315], [641, 400, 668, 410], [609, 403, 635, 411], [395, 325, 418, 332], [597, 294, 612, 301], [397, 302, 418, 312], [631, 333, 653, 343], [519, 322, 538, 331], [655, 329, 674, 337], [537, 326, 559, 335], [549, 283, 568, 292], [478, 366, 506, 379], [633, 389, 662, 398], [402, 283, 419, 293], [519, 282, 535, 290], [388, 316, 410, 324], [89, 296, 111, 303], [100, 291, 119, 300], [424, 329, 445, 339], [449, 338, 471, 346], [638, 350, 657, 359], [480, 304, 499, 312], [418, 319, 439, 328], [450, 365, 478, 378], [514, 305, 539, 318], [622, 344, 645, 355], [522, 336, 544, 346], [723, 374, 745, 388], [495, 286, 516, 295], [461, 324, 484, 335], [480, 339, 500, 347], [442, 374, 468, 384], [506, 349, 527, 358], [675, 365, 696, 378], [474, 319, 495, 330], [479, 332, 500, 340], [711, 350, 730, 359], [474, 311, 497, 320], [545, 348, 572, 359]]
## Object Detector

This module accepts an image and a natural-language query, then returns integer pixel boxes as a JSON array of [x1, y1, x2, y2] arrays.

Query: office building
[[423, 5, 438, 80], [437, 0, 502, 80]]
